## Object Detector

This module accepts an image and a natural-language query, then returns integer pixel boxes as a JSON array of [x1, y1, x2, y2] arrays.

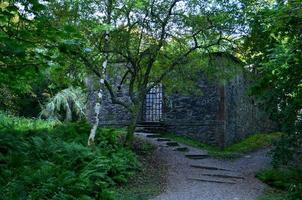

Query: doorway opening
[[142, 85, 163, 122]]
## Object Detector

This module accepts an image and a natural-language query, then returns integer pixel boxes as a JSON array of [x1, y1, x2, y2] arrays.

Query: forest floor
[[114, 138, 168, 200], [135, 132, 272, 200]]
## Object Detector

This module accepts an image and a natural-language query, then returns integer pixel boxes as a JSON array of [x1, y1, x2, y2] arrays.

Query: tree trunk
[[124, 104, 141, 147], [88, 101, 101, 145], [88, 0, 112, 146]]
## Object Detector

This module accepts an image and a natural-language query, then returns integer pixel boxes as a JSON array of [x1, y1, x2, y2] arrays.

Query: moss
[[223, 133, 282, 153], [162, 132, 282, 159]]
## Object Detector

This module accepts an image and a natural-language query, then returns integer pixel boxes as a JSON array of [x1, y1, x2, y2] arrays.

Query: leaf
[[11, 14, 19, 24], [0, 1, 9, 10]]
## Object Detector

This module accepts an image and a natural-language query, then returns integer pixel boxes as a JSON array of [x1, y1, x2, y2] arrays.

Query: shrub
[[256, 168, 302, 200]]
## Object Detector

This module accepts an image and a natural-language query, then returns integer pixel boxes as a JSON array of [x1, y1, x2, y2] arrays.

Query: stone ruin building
[[87, 53, 275, 147]]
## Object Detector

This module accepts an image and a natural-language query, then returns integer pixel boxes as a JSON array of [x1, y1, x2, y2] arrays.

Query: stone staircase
[[135, 122, 167, 133], [135, 132, 246, 186]]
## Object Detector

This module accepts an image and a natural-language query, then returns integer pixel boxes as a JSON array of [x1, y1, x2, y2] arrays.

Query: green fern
[[0, 117, 139, 200]]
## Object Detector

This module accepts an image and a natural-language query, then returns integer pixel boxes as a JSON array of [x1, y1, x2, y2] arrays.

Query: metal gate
[[142, 85, 163, 122]]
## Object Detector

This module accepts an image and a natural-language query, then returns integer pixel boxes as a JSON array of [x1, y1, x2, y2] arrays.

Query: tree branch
[[104, 79, 130, 110], [147, 33, 224, 91]]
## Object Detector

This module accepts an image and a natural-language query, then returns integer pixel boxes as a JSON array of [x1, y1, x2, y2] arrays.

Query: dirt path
[[135, 132, 271, 200]]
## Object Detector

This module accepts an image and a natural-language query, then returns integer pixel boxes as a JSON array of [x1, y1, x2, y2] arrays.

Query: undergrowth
[[256, 168, 302, 200], [0, 114, 140, 200], [113, 138, 167, 200], [0, 111, 57, 131]]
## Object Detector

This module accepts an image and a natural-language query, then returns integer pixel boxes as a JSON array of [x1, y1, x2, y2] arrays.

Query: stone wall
[[164, 77, 225, 145], [164, 71, 276, 147], [224, 73, 276, 145], [86, 68, 276, 146], [86, 76, 131, 127]]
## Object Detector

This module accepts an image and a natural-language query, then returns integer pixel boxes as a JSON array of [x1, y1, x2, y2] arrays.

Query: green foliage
[[131, 138, 155, 156], [0, 115, 139, 200], [224, 133, 282, 153], [40, 87, 86, 121], [211, 55, 243, 82], [257, 192, 293, 200], [271, 122, 302, 166], [242, 0, 302, 165], [113, 139, 166, 200], [256, 168, 302, 200], [0, 1, 88, 117], [2, 0, 244, 146], [163, 132, 282, 159], [0, 1, 49, 94], [0, 111, 57, 131]]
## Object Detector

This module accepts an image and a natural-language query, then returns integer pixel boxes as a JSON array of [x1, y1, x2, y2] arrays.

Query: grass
[[162, 132, 282, 159], [0, 111, 57, 131], [256, 168, 302, 200]]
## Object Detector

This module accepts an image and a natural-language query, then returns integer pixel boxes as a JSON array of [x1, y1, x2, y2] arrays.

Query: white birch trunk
[[88, 15, 111, 146], [88, 0, 112, 146]]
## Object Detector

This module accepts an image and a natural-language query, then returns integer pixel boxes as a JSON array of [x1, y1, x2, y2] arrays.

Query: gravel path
[[135, 132, 271, 200]]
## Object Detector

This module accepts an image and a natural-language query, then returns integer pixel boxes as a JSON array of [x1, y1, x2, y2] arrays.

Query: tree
[[1, 0, 242, 146], [0, 0, 85, 116], [0, 1, 47, 113], [52, 0, 240, 146], [87, 0, 113, 146], [242, 0, 302, 165]]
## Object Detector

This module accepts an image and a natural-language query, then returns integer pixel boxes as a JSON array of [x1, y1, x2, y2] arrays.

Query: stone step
[[134, 132, 148, 137], [185, 154, 209, 159], [135, 122, 167, 134], [157, 138, 171, 142], [199, 173, 244, 180], [135, 127, 164, 131], [166, 142, 179, 147], [136, 122, 165, 126], [188, 177, 237, 184], [174, 147, 189, 152], [135, 128, 166, 134], [190, 165, 234, 172], [136, 125, 166, 128], [146, 134, 161, 138], [135, 128, 146, 133], [135, 126, 166, 130]]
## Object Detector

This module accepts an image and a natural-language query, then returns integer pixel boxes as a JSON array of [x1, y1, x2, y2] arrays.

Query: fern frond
[[40, 87, 86, 121]]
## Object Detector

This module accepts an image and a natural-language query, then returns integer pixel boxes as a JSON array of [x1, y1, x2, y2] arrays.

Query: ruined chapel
[[87, 53, 275, 147]]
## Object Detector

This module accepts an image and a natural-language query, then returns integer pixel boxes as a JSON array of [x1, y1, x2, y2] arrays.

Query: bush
[[256, 168, 302, 200], [0, 119, 139, 200]]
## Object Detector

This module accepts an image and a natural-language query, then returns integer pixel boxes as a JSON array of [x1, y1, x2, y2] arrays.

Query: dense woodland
[[0, 0, 301, 200]]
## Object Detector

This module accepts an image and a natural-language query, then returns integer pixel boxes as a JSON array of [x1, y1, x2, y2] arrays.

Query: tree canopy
[[242, 0, 302, 165]]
